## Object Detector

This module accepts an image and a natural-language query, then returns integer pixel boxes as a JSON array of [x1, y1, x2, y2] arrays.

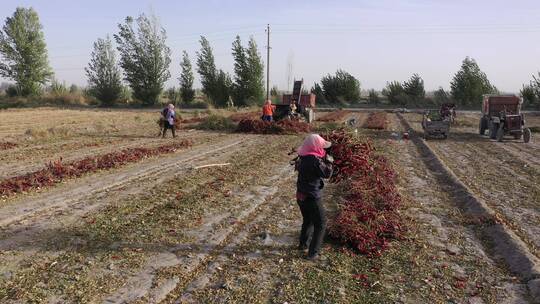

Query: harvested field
[[316, 110, 352, 122], [363, 112, 389, 130], [0, 108, 538, 303], [402, 112, 540, 257]]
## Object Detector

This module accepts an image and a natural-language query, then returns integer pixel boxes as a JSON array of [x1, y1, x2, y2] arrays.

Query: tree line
[[313, 57, 539, 108], [1, 7, 539, 109], [0, 8, 265, 107]]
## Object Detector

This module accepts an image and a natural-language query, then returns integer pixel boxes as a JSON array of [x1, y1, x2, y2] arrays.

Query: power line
[[270, 24, 540, 35]]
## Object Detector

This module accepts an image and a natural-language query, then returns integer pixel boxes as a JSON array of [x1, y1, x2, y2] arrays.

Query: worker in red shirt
[[261, 100, 276, 122]]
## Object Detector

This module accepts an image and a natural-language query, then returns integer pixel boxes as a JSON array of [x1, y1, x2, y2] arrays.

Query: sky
[[1, 0, 540, 93]]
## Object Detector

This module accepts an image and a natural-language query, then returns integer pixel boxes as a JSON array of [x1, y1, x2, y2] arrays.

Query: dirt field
[[402, 112, 540, 257], [0, 108, 538, 303]]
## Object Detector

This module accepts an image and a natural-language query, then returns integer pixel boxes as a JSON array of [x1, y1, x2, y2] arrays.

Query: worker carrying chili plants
[[161, 103, 176, 138], [261, 99, 276, 122], [295, 134, 333, 260]]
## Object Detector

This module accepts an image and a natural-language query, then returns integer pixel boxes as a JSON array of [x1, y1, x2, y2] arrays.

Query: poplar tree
[[179, 50, 195, 103], [450, 57, 497, 106], [114, 13, 171, 106], [85, 36, 123, 106], [0, 7, 52, 96]]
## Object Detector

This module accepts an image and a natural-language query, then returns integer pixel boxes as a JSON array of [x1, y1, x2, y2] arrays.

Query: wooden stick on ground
[[193, 163, 231, 170]]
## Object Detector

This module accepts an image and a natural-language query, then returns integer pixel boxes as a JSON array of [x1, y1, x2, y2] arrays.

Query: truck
[[273, 79, 316, 123], [479, 95, 531, 143]]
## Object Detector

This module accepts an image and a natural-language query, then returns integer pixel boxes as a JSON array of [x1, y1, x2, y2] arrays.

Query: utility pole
[[266, 24, 270, 101]]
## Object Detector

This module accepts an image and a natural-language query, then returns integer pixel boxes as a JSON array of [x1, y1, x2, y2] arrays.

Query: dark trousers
[[262, 115, 273, 122], [297, 196, 326, 256], [162, 122, 176, 138]]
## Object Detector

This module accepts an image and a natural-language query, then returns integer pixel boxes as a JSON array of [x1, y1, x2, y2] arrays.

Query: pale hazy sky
[[1, 0, 540, 92]]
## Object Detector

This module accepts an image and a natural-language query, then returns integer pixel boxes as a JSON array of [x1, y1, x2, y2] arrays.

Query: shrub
[[311, 83, 326, 104], [320, 70, 360, 104]]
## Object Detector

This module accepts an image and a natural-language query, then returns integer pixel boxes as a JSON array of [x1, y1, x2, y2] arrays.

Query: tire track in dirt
[[101, 164, 296, 303], [388, 114, 532, 303], [0, 134, 245, 229], [496, 142, 540, 171], [174, 172, 300, 303], [402, 113, 540, 254], [423, 135, 540, 253], [429, 111, 540, 169], [397, 113, 540, 300], [0, 131, 207, 179], [90, 136, 298, 303]]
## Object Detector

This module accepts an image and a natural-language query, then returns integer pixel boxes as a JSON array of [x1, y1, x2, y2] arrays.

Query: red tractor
[[274, 79, 316, 123], [479, 95, 531, 143]]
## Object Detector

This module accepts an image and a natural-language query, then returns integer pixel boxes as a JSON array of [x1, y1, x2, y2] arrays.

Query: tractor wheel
[[489, 122, 498, 139], [479, 118, 487, 135], [496, 126, 504, 142], [523, 128, 531, 143]]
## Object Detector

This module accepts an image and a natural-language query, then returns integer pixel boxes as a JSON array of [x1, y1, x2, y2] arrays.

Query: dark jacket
[[296, 155, 333, 199]]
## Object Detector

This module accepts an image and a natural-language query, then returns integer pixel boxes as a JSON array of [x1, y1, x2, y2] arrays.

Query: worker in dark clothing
[[295, 134, 333, 260]]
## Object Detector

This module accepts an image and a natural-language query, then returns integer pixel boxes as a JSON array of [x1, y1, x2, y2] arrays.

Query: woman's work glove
[[324, 154, 334, 164]]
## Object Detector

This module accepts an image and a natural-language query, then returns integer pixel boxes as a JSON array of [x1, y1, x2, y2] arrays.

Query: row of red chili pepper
[[236, 119, 312, 134], [0, 140, 192, 197], [323, 130, 403, 256], [363, 112, 388, 130]]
